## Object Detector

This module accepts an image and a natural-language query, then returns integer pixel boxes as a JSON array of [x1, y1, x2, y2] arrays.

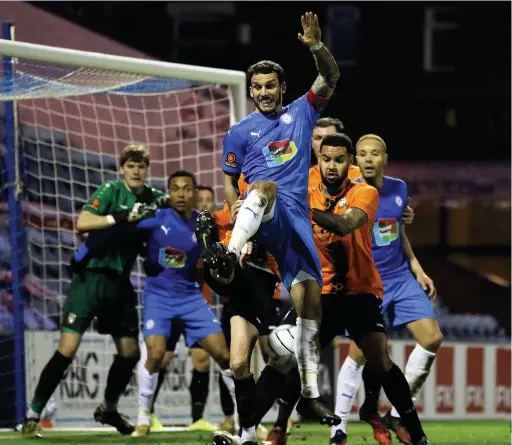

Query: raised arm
[[298, 12, 340, 100], [312, 207, 368, 237]]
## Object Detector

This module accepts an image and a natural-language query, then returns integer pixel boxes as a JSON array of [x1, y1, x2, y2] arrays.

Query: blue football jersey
[[222, 94, 321, 214], [357, 176, 410, 282], [137, 208, 201, 295]]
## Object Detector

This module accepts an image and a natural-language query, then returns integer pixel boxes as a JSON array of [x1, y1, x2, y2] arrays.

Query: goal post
[[0, 30, 247, 427], [0, 38, 247, 123]]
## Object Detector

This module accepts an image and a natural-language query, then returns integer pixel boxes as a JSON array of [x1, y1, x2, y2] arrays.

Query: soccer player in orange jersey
[[259, 134, 432, 445], [309, 117, 362, 188]]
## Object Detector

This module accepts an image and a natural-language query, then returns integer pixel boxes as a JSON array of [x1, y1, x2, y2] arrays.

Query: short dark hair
[[119, 144, 150, 167], [247, 60, 286, 85], [315, 117, 345, 133], [197, 185, 215, 198], [167, 170, 197, 188], [320, 133, 354, 156]]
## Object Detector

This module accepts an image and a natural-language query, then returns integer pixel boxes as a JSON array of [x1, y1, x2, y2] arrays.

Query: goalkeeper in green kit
[[22, 144, 164, 438]]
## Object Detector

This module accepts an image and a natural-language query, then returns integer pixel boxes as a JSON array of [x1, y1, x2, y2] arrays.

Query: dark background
[[32, 1, 511, 161]]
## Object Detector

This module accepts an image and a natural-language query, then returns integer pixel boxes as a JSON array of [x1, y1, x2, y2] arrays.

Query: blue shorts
[[256, 196, 322, 290], [142, 286, 221, 347], [381, 277, 437, 328]]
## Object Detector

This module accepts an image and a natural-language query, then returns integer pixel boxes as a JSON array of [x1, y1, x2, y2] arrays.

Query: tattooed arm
[[298, 11, 340, 99], [311, 207, 368, 237]]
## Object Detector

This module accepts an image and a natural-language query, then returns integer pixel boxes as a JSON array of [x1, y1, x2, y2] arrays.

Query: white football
[[268, 324, 297, 366]]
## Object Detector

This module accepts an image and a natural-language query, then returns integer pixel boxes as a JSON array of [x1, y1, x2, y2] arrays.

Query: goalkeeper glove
[[155, 195, 172, 208], [110, 203, 156, 225]]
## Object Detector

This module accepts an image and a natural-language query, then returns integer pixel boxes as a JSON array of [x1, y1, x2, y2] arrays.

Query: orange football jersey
[[309, 180, 383, 298]]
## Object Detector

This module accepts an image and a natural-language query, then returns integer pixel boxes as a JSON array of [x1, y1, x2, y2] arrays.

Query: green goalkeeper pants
[[61, 269, 138, 338]]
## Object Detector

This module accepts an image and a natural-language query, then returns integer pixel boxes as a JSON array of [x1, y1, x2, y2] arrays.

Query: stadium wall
[[25, 332, 510, 426]]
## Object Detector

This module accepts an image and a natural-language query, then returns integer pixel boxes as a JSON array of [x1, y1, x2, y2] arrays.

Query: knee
[[230, 355, 250, 379], [418, 331, 443, 353], [248, 180, 277, 202], [147, 344, 166, 367], [193, 353, 211, 373], [119, 344, 140, 361]]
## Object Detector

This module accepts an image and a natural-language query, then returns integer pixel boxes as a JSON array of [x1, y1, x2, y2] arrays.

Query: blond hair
[[356, 134, 387, 151]]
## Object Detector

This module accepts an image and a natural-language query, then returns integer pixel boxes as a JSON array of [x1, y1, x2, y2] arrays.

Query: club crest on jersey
[[159, 247, 187, 268], [395, 196, 403, 207], [373, 218, 399, 246], [280, 113, 294, 124], [262, 139, 298, 168], [338, 197, 347, 208]]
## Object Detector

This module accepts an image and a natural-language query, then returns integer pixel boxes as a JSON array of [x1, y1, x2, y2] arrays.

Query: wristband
[[106, 215, 116, 226], [310, 41, 323, 52]]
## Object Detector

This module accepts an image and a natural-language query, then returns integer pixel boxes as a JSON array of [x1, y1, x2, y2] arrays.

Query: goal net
[[0, 38, 254, 428]]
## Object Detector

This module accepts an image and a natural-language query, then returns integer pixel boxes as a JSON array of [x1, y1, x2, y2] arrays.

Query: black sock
[[30, 351, 72, 415], [190, 369, 210, 422], [234, 374, 257, 428], [104, 355, 139, 410], [253, 366, 286, 425], [361, 364, 382, 415], [380, 364, 426, 443], [219, 372, 235, 417], [150, 369, 167, 414], [274, 367, 301, 430]]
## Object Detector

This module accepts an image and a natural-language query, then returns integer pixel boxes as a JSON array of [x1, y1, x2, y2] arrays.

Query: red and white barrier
[[334, 340, 511, 420]]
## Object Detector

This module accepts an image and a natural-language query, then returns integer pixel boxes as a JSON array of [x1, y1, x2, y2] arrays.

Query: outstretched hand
[[298, 11, 321, 48]]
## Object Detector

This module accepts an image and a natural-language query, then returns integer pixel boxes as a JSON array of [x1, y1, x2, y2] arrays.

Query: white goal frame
[[0, 39, 247, 122]]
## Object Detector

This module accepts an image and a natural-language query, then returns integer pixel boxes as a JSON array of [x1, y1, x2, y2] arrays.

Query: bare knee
[[192, 349, 212, 373], [116, 337, 140, 360], [230, 354, 251, 379], [147, 344, 166, 371], [348, 341, 367, 366], [57, 332, 83, 359], [418, 330, 443, 353], [290, 279, 322, 320], [247, 180, 277, 212]]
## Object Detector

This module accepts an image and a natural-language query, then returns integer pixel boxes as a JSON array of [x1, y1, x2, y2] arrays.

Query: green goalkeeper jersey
[[81, 179, 164, 274]]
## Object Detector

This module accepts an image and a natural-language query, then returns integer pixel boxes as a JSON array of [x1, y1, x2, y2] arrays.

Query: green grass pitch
[[0, 420, 509, 445]]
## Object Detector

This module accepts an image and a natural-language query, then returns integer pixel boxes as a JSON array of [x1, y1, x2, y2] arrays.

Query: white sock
[[228, 190, 266, 258], [26, 407, 40, 420], [390, 343, 437, 418], [295, 317, 321, 399], [220, 368, 237, 409], [332, 357, 364, 436], [137, 365, 158, 425], [241, 425, 256, 441]]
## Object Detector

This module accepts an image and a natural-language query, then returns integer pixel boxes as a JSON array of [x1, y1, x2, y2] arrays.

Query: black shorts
[[165, 318, 202, 352], [205, 265, 280, 335], [281, 293, 386, 345]]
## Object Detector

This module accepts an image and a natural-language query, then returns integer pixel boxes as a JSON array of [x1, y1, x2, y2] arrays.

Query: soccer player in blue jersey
[[197, 13, 340, 443], [130, 171, 236, 437], [330, 134, 442, 445]]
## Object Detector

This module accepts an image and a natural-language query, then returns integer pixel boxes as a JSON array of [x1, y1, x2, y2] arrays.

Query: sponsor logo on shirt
[[373, 218, 399, 246], [262, 138, 298, 167], [158, 247, 187, 268]]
